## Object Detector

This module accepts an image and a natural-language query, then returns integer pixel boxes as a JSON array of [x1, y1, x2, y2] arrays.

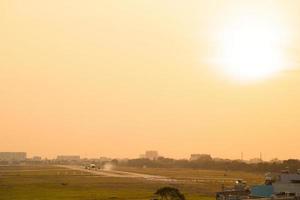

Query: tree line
[[117, 157, 300, 173]]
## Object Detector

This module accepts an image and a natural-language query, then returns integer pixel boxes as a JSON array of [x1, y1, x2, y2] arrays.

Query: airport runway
[[58, 165, 176, 182], [58, 165, 237, 183]]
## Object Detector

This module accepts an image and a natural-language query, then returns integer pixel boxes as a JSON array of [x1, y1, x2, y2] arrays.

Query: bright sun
[[216, 14, 287, 82]]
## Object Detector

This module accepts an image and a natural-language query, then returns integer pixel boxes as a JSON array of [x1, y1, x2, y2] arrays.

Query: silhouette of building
[[57, 155, 80, 161], [32, 156, 42, 161], [0, 152, 27, 161], [190, 154, 212, 161]]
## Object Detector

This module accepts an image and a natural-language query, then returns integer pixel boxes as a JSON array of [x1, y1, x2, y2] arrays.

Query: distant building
[[32, 156, 42, 161], [57, 155, 80, 161], [144, 151, 159, 160], [190, 154, 212, 161], [248, 158, 263, 164], [0, 152, 27, 161]]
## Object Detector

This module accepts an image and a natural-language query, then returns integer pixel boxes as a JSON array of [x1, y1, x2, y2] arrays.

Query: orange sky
[[1, 0, 300, 160]]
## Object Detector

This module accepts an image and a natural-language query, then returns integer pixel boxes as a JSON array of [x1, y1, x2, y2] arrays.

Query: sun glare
[[215, 14, 287, 82]]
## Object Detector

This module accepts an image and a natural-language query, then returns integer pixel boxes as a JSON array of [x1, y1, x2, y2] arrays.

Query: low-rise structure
[[32, 156, 42, 161], [57, 155, 80, 161], [273, 171, 300, 196], [0, 152, 27, 161], [190, 154, 212, 161], [216, 170, 300, 200]]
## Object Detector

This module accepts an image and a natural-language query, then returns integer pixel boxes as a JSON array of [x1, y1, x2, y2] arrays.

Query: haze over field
[[1, 0, 300, 160]]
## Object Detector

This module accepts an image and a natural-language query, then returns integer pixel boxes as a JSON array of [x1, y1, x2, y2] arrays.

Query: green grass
[[0, 165, 263, 200]]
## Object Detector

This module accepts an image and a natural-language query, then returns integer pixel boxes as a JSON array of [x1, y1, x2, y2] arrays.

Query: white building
[[273, 172, 300, 196]]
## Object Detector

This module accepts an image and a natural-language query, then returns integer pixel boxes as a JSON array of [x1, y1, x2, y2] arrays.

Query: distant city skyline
[[3, 150, 295, 161]]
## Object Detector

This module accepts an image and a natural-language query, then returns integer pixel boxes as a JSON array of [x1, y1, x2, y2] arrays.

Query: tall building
[[144, 151, 159, 160], [0, 152, 27, 161]]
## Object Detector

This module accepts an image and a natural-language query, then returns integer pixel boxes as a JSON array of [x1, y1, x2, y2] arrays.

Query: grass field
[[0, 165, 264, 200], [116, 166, 264, 185]]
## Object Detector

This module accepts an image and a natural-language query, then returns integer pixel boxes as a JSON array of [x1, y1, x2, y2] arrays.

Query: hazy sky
[[1, 0, 300, 160]]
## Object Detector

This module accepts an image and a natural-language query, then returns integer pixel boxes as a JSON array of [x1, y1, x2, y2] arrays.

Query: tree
[[154, 187, 185, 200]]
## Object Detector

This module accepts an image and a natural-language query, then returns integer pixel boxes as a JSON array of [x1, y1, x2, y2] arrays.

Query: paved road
[[58, 165, 176, 182]]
